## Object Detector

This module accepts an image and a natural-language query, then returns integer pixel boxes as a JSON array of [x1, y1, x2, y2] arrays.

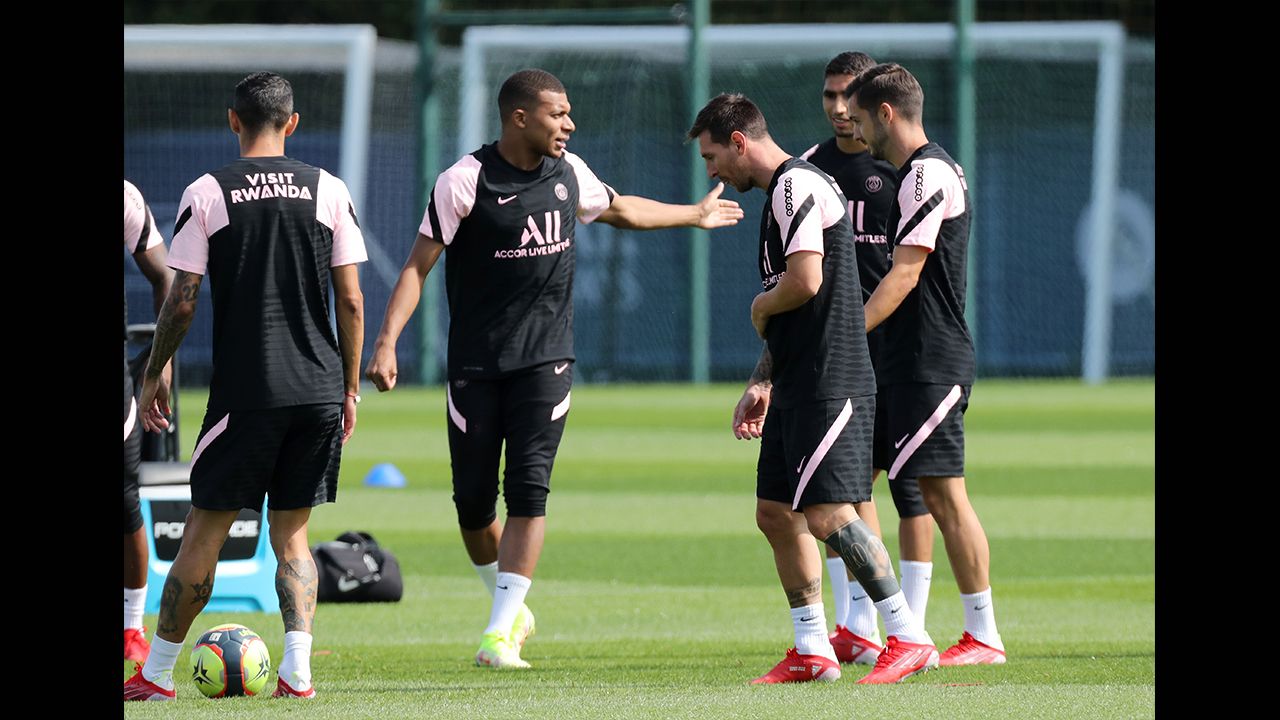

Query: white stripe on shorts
[[551, 391, 571, 421], [888, 384, 962, 480], [190, 413, 229, 467], [792, 398, 854, 510], [124, 397, 137, 442], [447, 385, 467, 433]]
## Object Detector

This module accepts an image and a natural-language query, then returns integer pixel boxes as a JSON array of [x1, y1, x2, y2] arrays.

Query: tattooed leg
[[268, 508, 317, 634], [155, 508, 237, 643], [276, 557, 318, 633], [822, 517, 900, 601]]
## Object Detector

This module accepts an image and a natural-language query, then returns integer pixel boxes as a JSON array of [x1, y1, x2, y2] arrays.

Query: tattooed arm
[[139, 269, 202, 433], [731, 345, 773, 440]]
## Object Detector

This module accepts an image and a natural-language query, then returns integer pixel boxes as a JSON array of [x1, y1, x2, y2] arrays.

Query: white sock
[[141, 636, 182, 689], [875, 592, 932, 646], [845, 581, 880, 643], [961, 587, 1004, 650], [825, 557, 849, 628], [791, 603, 836, 662], [900, 560, 933, 628], [124, 586, 147, 630], [277, 631, 314, 690], [483, 572, 531, 637], [474, 561, 499, 597]]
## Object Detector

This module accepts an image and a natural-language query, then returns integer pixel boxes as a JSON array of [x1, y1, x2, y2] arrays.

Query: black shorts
[[757, 395, 875, 510], [189, 403, 344, 512], [872, 389, 928, 518], [124, 356, 143, 533], [881, 383, 970, 481], [446, 360, 574, 524]]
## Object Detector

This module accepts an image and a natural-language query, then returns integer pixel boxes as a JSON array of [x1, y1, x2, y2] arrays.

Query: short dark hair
[[686, 93, 769, 146], [824, 51, 876, 78], [497, 69, 567, 122], [232, 72, 294, 135], [844, 63, 924, 121]]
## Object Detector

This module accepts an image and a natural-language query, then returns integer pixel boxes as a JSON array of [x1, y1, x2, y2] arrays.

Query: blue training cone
[[364, 463, 407, 488]]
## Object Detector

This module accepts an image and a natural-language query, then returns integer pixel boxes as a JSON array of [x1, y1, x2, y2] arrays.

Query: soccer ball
[[189, 623, 272, 698]]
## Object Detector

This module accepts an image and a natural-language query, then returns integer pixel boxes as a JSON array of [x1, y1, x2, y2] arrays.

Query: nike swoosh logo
[[851, 595, 867, 602], [974, 603, 988, 611], [496, 585, 510, 590], [554, 363, 569, 375], [798, 616, 817, 622], [890, 606, 902, 614], [337, 576, 361, 592], [796, 455, 807, 474], [498, 195, 518, 205], [894, 433, 910, 449]]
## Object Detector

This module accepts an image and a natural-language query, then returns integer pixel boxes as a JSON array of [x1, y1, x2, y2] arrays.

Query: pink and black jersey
[[168, 156, 368, 412], [880, 142, 975, 385], [421, 143, 615, 378], [759, 157, 876, 408], [124, 180, 163, 254], [124, 179, 164, 340], [799, 140, 898, 374], [799, 140, 897, 305]]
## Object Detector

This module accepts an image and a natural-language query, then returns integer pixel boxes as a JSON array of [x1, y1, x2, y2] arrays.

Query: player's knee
[[755, 503, 796, 538], [918, 478, 963, 526], [267, 518, 311, 560], [502, 480, 548, 518], [453, 488, 499, 530]]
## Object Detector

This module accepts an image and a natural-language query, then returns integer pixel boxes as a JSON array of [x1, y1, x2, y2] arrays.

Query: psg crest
[[865, 176, 883, 193]]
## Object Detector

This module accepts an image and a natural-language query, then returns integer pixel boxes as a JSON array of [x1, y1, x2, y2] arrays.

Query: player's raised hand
[[696, 182, 745, 229], [365, 344, 399, 392], [732, 382, 771, 440]]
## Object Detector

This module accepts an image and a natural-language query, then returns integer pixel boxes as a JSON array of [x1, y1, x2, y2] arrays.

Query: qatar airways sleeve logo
[[495, 210, 571, 259]]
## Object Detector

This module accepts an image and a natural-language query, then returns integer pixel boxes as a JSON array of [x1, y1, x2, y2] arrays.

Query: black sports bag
[[311, 531, 404, 603]]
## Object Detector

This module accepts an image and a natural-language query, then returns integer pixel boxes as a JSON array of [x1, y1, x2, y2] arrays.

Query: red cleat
[[123, 627, 151, 663], [123, 666, 175, 701], [939, 631, 1007, 666], [750, 648, 841, 684], [829, 625, 882, 665], [273, 676, 317, 699], [856, 636, 939, 684]]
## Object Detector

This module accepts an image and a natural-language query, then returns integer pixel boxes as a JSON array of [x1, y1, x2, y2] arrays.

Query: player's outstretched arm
[[595, 181, 744, 230], [863, 244, 928, 332], [140, 269, 202, 433], [732, 347, 773, 440], [366, 233, 445, 392], [333, 263, 364, 444]]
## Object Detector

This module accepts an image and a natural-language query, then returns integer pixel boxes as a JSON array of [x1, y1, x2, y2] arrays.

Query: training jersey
[[758, 157, 876, 409], [420, 143, 615, 379], [799, 139, 897, 375], [124, 180, 164, 339], [879, 142, 975, 385], [167, 156, 368, 412]]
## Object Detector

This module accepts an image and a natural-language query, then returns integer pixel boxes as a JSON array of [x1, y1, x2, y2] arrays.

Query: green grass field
[[124, 379, 1154, 718]]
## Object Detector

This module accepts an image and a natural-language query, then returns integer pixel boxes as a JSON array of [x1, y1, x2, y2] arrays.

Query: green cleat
[[511, 604, 536, 651], [475, 631, 531, 669]]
